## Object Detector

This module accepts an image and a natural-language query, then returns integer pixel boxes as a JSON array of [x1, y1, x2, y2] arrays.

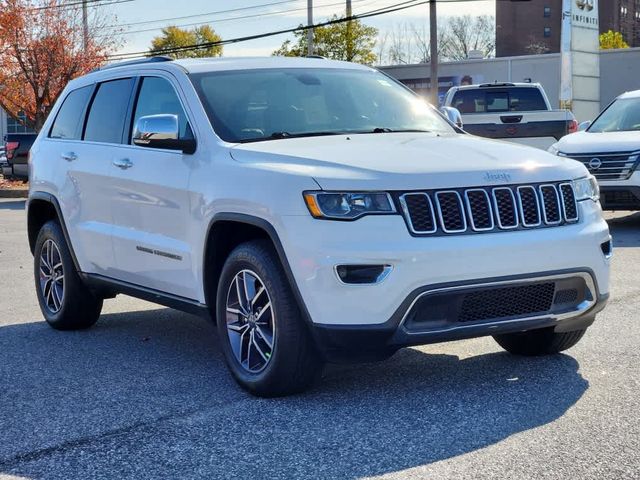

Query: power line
[[108, 0, 426, 60], [107, 0, 375, 37], [34, 0, 134, 10], [111, 0, 302, 28]]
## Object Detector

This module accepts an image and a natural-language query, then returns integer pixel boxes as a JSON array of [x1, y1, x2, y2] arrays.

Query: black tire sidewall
[[216, 247, 282, 390], [215, 241, 319, 395], [33, 220, 101, 329]]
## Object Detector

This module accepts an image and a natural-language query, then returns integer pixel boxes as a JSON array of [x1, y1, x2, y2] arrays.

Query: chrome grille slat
[[464, 189, 494, 232], [399, 181, 578, 236], [539, 184, 562, 225], [559, 183, 579, 223], [516, 186, 541, 227], [492, 187, 519, 229], [399, 193, 437, 234], [435, 191, 467, 233]]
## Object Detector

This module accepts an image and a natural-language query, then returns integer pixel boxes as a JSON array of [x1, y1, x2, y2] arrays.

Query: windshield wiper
[[369, 128, 432, 133], [268, 131, 344, 140]]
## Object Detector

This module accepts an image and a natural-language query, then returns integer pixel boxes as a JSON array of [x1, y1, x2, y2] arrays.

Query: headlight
[[303, 192, 395, 220], [572, 175, 600, 202], [548, 144, 560, 155]]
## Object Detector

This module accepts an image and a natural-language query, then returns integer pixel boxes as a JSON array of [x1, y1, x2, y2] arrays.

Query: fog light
[[335, 265, 393, 285], [601, 239, 613, 259]]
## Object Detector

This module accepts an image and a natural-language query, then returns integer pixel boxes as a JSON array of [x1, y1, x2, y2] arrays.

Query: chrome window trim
[[464, 189, 494, 232], [398, 272, 597, 335], [435, 190, 468, 234], [539, 184, 562, 225], [516, 185, 542, 228], [492, 187, 519, 230], [399, 193, 437, 234], [559, 182, 579, 223]]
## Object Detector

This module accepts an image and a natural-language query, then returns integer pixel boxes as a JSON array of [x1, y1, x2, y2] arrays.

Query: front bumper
[[311, 271, 609, 361], [277, 199, 611, 357], [598, 172, 640, 210]]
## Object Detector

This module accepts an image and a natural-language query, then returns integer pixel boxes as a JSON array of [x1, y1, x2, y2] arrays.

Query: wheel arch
[[27, 192, 81, 271], [202, 213, 312, 327]]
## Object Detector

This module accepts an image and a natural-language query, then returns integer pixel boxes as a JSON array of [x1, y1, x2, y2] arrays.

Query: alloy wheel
[[39, 239, 65, 313], [225, 269, 275, 373]]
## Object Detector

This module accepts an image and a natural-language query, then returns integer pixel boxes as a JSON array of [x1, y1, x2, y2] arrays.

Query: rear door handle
[[61, 152, 77, 162], [113, 158, 133, 170]]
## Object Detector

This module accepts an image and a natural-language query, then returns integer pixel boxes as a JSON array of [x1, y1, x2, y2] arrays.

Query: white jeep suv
[[28, 57, 611, 396]]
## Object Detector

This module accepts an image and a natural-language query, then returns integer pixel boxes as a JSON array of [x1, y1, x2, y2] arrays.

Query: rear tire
[[493, 327, 587, 356], [34, 220, 102, 330], [216, 240, 323, 397]]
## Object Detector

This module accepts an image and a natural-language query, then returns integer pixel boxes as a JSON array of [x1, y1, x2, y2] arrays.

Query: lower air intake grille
[[458, 283, 556, 322]]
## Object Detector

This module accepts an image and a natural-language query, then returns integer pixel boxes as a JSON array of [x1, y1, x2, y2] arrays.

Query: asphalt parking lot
[[0, 198, 639, 480]]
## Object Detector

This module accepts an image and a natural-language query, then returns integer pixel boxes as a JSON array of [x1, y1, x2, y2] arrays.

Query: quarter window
[[49, 86, 92, 140], [84, 78, 134, 144], [132, 77, 190, 141]]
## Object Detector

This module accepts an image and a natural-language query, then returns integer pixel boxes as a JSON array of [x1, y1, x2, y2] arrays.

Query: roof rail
[[306, 55, 326, 59], [96, 56, 174, 72]]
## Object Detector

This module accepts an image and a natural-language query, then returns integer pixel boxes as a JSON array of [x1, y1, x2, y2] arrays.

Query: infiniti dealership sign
[[573, 0, 599, 29], [560, 0, 600, 122]]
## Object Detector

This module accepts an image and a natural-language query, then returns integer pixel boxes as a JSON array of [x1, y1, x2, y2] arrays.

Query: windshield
[[190, 68, 455, 143], [589, 97, 640, 133]]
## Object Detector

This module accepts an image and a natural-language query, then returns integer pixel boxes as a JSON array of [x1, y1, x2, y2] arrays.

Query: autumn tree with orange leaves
[[0, 0, 119, 131]]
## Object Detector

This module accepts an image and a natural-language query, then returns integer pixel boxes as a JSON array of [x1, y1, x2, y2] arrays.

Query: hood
[[230, 132, 588, 191], [556, 131, 640, 155]]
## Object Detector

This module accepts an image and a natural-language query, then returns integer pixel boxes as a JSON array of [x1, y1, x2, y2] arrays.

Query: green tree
[[149, 25, 223, 59], [600, 30, 629, 50], [273, 16, 377, 65]]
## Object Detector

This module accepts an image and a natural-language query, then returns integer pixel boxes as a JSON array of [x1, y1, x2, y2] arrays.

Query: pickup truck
[[443, 82, 577, 150], [2, 133, 37, 179]]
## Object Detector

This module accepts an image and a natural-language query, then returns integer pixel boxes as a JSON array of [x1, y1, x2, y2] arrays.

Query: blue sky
[[108, 0, 495, 57]]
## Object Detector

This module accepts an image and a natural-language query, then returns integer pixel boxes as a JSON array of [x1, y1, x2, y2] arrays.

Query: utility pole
[[346, 0, 353, 61], [429, 0, 438, 106], [82, 0, 89, 50], [307, 0, 314, 56]]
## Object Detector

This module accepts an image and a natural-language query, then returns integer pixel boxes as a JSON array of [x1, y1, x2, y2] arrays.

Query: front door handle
[[61, 152, 77, 162], [113, 158, 133, 170]]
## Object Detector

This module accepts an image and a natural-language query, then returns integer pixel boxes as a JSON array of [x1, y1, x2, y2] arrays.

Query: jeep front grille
[[566, 151, 640, 181], [398, 181, 578, 236]]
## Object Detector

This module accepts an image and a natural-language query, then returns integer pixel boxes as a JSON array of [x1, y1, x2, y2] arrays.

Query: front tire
[[493, 327, 587, 356], [216, 240, 323, 397], [34, 220, 102, 330]]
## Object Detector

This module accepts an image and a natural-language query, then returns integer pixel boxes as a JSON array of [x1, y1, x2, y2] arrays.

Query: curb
[[0, 189, 28, 199]]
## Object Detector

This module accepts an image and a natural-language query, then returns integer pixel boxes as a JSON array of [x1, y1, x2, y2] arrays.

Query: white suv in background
[[28, 57, 611, 397], [549, 90, 640, 210]]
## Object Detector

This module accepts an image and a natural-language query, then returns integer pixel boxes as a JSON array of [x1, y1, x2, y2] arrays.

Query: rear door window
[[452, 87, 547, 113], [49, 86, 93, 140], [84, 78, 135, 144]]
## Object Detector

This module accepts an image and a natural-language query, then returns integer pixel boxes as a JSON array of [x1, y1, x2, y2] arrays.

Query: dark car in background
[[1, 133, 36, 180]]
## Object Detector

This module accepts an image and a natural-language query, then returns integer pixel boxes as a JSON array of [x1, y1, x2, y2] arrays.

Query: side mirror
[[578, 120, 592, 132], [132, 114, 196, 154], [440, 106, 464, 129]]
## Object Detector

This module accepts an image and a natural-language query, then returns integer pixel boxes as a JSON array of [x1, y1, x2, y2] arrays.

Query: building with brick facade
[[496, 0, 640, 57]]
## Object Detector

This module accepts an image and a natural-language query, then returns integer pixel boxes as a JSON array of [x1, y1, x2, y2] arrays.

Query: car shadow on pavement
[[0, 308, 588, 479], [606, 211, 640, 248], [0, 200, 26, 210]]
